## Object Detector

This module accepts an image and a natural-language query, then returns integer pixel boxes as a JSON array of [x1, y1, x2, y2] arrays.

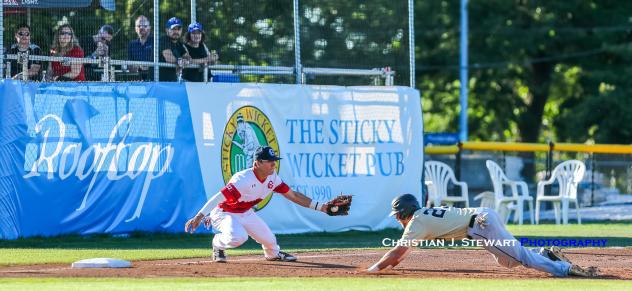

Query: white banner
[[186, 83, 423, 233]]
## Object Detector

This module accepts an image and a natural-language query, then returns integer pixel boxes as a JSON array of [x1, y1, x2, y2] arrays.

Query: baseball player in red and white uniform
[[185, 146, 340, 262], [366, 194, 598, 277]]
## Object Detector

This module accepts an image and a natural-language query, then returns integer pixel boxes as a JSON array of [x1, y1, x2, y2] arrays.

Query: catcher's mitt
[[324, 195, 352, 216]]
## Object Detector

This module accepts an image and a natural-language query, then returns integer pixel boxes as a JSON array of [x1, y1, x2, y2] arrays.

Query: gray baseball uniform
[[401, 207, 571, 277]]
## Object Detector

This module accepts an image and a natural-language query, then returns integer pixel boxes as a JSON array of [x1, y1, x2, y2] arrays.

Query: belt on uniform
[[466, 214, 478, 240], [468, 214, 478, 228]]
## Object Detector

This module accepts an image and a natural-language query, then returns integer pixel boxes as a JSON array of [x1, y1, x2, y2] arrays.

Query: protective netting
[[296, 0, 409, 85], [2, 0, 409, 84]]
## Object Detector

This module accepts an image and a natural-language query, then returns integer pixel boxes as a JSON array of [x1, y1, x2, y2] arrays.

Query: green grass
[[506, 222, 632, 238], [1, 224, 630, 289], [0, 222, 630, 265], [0, 278, 629, 291]]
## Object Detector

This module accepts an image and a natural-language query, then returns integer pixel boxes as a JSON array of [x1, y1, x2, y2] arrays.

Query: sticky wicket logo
[[221, 106, 280, 211]]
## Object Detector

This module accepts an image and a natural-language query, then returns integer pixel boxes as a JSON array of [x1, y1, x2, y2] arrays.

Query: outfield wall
[[0, 81, 423, 239]]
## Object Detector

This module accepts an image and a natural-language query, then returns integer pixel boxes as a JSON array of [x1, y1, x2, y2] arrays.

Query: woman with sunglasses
[[47, 24, 85, 81], [6, 24, 43, 80], [182, 22, 218, 82]]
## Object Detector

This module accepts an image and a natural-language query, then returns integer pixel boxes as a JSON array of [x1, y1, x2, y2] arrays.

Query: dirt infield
[[1, 248, 631, 279]]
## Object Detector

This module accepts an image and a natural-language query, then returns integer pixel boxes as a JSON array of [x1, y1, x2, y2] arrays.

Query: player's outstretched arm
[[366, 245, 410, 273], [280, 190, 352, 215], [280, 189, 327, 213]]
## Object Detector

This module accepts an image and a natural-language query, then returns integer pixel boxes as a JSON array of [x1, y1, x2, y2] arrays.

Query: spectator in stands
[[182, 22, 219, 82], [128, 15, 153, 81], [80, 25, 114, 81], [159, 17, 189, 81], [6, 24, 43, 80], [47, 24, 85, 81]]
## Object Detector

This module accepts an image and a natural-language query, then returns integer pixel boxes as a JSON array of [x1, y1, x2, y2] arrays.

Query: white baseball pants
[[467, 208, 571, 277], [209, 207, 280, 259]]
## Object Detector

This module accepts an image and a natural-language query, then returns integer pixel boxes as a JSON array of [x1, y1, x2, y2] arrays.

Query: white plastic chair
[[486, 160, 534, 225], [536, 160, 585, 225], [424, 161, 469, 208]]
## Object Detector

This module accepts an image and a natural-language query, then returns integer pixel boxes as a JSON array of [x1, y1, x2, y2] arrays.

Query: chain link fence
[[1, 0, 409, 85]]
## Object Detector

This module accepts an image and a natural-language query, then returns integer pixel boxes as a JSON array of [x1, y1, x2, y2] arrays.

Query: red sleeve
[[220, 183, 242, 201], [273, 182, 290, 194]]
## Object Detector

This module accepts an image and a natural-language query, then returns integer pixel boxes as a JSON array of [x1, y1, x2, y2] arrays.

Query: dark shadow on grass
[[1, 229, 630, 250], [0, 229, 404, 250], [404, 268, 625, 279], [258, 261, 355, 269], [403, 268, 498, 274], [596, 274, 624, 280]]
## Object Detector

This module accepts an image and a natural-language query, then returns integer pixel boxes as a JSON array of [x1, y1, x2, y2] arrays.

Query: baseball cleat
[[547, 246, 571, 263], [266, 251, 297, 262], [568, 264, 598, 277], [213, 247, 227, 263]]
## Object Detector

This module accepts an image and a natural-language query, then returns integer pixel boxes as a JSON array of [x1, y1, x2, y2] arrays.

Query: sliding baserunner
[[366, 194, 598, 277]]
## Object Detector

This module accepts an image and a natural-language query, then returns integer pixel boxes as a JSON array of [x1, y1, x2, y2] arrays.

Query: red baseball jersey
[[219, 168, 290, 213]]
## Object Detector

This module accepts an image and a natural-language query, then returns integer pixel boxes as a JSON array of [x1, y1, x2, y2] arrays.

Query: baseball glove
[[324, 194, 353, 216]]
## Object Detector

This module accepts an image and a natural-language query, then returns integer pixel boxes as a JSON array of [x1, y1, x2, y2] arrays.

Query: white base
[[71, 258, 132, 268]]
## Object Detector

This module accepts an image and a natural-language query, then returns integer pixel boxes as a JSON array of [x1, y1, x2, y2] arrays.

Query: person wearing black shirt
[[159, 17, 189, 82], [182, 22, 219, 82], [6, 24, 42, 80]]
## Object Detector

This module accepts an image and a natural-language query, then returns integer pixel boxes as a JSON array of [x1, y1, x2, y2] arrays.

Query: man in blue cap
[[184, 146, 352, 263], [159, 17, 189, 81]]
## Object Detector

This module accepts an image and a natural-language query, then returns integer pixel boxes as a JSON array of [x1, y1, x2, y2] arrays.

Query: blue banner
[[424, 132, 460, 145], [0, 80, 205, 239], [0, 81, 424, 239]]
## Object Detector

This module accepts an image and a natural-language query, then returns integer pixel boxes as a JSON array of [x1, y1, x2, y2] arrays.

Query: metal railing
[[426, 142, 632, 155], [424, 141, 632, 206], [4, 53, 395, 84]]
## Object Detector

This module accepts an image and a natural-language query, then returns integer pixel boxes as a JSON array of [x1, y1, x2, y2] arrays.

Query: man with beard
[[159, 17, 189, 81]]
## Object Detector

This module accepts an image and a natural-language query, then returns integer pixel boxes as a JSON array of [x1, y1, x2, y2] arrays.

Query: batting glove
[[475, 212, 489, 229]]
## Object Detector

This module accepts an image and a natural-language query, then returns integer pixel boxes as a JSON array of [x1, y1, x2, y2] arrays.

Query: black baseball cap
[[389, 193, 421, 216], [254, 146, 282, 161], [99, 25, 114, 35]]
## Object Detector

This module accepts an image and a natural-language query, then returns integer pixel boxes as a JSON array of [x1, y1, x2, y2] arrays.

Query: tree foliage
[[419, 0, 632, 145]]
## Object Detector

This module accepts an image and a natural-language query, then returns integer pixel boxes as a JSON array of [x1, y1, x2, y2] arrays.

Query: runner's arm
[[366, 245, 411, 272]]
